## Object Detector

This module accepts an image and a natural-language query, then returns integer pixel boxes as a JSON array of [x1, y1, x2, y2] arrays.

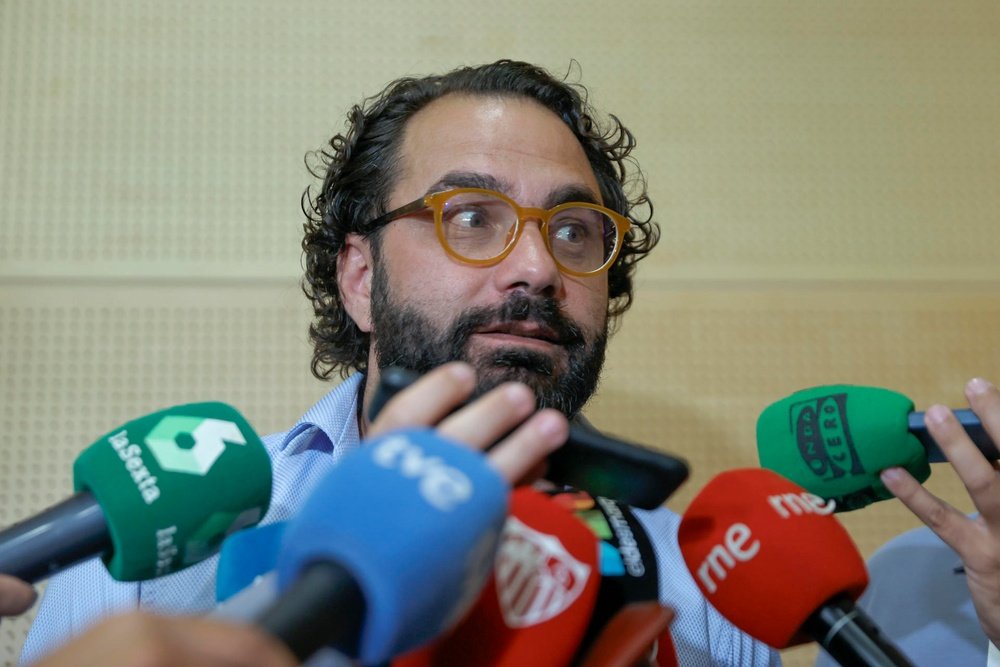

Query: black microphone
[[908, 409, 996, 462], [369, 367, 689, 509]]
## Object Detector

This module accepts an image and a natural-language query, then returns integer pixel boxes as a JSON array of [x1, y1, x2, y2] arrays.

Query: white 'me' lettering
[[767, 492, 836, 518], [696, 522, 760, 594]]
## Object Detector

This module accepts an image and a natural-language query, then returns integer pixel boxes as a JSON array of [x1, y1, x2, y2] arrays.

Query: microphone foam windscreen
[[756, 385, 930, 510], [72, 402, 272, 580], [215, 521, 286, 603], [277, 428, 508, 664], [678, 468, 868, 648], [399, 487, 601, 667]]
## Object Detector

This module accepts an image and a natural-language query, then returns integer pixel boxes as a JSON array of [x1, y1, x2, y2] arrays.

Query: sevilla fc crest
[[495, 516, 592, 627]]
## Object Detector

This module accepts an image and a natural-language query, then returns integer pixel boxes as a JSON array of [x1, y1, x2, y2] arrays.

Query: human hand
[[880, 377, 1000, 646], [0, 574, 36, 617], [366, 362, 569, 486], [33, 612, 297, 667]]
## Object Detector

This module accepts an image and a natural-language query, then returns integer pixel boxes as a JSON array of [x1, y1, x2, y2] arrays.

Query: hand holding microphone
[[756, 381, 998, 511], [256, 362, 569, 664], [65, 363, 567, 663], [367, 362, 570, 486], [369, 366, 689, 508], [878, 378, 1000, 650], [758, 376, 1000, 649]]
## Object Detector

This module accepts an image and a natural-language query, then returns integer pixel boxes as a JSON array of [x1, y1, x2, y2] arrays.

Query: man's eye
[[552, 221, 591, 244], [447, 207, 489, 228]]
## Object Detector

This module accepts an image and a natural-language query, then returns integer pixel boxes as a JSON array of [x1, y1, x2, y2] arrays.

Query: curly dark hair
[[301, 60, 659, 380]]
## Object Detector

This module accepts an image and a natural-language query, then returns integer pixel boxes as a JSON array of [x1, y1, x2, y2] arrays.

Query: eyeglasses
[[365, 187, 631, 277]]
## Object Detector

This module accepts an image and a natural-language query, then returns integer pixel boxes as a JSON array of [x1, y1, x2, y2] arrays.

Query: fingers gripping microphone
[[757, 385, 999, 510], [0, 403, 271, 582], [370, 367, 690, 510], [678, 468, 913, 666], [257, 428, 508, 664]]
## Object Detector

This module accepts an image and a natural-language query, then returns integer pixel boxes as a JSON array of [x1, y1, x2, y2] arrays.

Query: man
[[21, 61, 778, 665]]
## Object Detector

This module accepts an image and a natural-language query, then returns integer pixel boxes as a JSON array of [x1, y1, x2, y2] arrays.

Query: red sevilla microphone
[[678, 468, 913, 667], [395, 486, 601, 667]]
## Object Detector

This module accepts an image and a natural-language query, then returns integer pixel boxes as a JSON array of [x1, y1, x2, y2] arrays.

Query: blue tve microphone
[[215, 521, 286, 604], [257, 428, 509, 664]]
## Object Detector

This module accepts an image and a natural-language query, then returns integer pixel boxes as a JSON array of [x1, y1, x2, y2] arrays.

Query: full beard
[[368, 270, 608, 418]]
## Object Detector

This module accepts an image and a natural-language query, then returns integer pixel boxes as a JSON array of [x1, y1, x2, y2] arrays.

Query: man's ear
[[337, 233, 374, 333]]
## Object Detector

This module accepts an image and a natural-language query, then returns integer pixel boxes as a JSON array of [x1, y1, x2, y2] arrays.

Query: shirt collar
[[279, 373, 365, 456]]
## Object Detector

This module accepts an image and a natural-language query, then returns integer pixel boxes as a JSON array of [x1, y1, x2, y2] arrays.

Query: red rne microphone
[[678, 468, 913, 667], [396, 487, 601, 667]]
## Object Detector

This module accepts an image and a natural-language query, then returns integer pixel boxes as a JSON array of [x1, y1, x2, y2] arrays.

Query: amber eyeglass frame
[[365, 187, 632, 277]]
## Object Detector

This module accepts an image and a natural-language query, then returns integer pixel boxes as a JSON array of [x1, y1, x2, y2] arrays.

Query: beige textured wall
[[2, 2, 999, 665]]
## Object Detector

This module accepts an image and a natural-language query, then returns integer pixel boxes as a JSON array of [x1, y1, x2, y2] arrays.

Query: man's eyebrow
[[424, 173, 602, 208], [544, 184, 602, 208], [424, 172, 511, 195]]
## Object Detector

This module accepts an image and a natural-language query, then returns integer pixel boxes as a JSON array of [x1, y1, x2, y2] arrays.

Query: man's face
[[367, 94, 610, 416]]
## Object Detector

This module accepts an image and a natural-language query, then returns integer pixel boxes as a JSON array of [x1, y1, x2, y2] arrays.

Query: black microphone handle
[[909, 409, 999, 463], [257, 560, 366, 662], [802, 594, 914, 667], [0, 491, 110, 582]]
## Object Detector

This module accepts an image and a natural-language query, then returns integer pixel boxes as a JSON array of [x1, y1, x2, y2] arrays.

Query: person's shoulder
[[866, 520, 963, 577]]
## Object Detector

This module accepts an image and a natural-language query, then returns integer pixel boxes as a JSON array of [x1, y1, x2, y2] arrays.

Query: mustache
[[449, 294, 587, 349]]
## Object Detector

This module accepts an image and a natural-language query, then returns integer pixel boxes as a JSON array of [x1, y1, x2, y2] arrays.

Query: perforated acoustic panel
[[2, 2, 999, 285], [3, 1, 1000, 666], [0, 286, 332, 664]]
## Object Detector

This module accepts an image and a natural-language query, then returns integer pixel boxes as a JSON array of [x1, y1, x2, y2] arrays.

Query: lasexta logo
[[145, 416, 246, 475]]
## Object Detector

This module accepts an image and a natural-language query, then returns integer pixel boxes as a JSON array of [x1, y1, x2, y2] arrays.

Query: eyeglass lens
[[440, 191, 616, 273]]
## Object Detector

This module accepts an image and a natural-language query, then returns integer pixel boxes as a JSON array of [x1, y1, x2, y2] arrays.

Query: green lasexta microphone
[[0, 403, 271, 582], [757, 385, 997, 511]]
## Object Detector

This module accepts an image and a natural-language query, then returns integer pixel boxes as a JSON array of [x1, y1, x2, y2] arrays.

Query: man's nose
[[492, 218, 563, 296]]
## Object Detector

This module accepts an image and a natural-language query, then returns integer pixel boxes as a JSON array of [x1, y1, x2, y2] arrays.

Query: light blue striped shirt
[[21, 374, 779, 666]]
